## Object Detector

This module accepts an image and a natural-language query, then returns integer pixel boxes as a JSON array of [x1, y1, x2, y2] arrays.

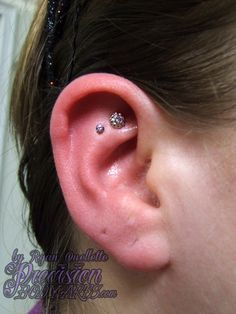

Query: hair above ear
[[50, 72, 171, 271]]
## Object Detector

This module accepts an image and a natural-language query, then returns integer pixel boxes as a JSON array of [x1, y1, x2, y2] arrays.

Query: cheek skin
[[150, 127, 236, 312]]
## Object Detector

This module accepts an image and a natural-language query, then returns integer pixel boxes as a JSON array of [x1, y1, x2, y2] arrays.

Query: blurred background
[[0, 0, 39, 313]]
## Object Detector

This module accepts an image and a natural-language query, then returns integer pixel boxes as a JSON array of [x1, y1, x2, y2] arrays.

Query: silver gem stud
[[96, 123, 105, 134], [109, 112, 126, 129]]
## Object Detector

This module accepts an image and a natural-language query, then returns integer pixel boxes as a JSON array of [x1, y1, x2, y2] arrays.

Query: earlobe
[[50, 73, 171, 271]]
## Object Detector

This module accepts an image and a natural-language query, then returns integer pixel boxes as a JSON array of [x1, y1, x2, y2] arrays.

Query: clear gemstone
[[109, 112, 125, 129], [96, 124, 105, 134]]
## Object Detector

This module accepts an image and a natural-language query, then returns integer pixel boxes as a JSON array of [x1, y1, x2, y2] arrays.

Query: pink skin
[[50, 73, 236, 313]]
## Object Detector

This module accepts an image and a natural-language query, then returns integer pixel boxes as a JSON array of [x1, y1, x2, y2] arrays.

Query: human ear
[[50, 73, 170, 271]]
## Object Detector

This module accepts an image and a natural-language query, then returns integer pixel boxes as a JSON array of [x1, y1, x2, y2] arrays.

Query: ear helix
[[96, 112, 126, 134]]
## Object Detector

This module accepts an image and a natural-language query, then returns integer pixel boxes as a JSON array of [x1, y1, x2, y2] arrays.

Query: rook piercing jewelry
[[96, 123, 105, 134], [109, 112, 126, 129]]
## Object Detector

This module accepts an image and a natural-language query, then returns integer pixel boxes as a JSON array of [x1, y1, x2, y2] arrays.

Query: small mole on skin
[[101, 228, 107, 235]]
